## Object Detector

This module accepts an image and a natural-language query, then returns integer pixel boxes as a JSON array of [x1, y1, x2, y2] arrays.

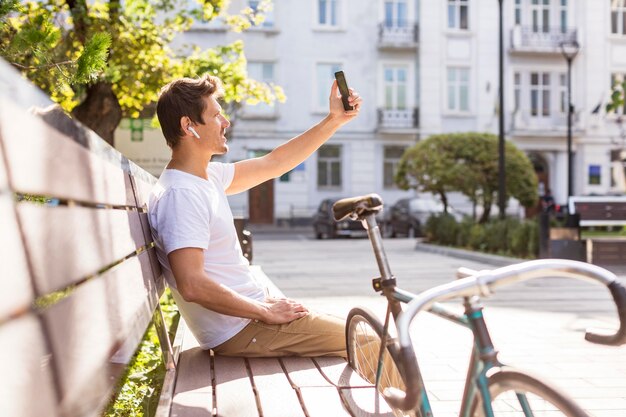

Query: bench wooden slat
[[130, 173, 157, 209], [18, 204, 147, 294], [0, 195, 34, 322], [41, 251, 158, 417], [339, 387, 395, 417], [171, 347, 213, 417], [298, 387, 351, 417], [213, 356, 259, 417], [0, 101, 135, 206], [248, 358, 306, 417], [314, 357, 374, 388], [0, 315, 59, 417], [280, 357, 333, 387], [139, 211, 164, 283]]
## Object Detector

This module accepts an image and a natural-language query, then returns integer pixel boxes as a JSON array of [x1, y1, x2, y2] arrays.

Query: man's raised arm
[[225, 81, 362, 195]]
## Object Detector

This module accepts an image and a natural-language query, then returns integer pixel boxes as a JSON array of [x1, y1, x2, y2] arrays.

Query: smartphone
[[334, 71, 354, 111]]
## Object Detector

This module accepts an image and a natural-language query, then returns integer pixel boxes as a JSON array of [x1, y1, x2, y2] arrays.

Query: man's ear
[[179, 116, 192, 136]]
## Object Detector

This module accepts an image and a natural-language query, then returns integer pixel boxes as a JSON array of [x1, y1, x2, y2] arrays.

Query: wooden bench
[[1, 62, 391, 417], [568, 196, 626, 265], [568, 196, 626, 227]]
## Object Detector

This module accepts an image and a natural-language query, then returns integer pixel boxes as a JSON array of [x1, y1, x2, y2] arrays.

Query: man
[[148, 74, 361, 357]]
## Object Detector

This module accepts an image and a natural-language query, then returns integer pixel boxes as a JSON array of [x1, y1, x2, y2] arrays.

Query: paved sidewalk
[[253, 234, 626, 417]]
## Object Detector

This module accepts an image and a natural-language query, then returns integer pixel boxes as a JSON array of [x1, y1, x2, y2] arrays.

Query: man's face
[[191, 95, 230, 155]]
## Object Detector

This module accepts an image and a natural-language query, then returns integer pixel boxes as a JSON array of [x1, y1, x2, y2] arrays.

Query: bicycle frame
[[383, 286, 504, 417], [363, 214, 505, 416]]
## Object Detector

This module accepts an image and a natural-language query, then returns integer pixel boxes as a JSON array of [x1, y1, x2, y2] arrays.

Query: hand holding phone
[[334, 71, 354, 111]]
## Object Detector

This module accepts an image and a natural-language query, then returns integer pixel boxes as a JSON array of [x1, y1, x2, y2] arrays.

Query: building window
[[316, 63, 341, 109], [383, 146, 406, 188], [384, 66, 408, 110], [611, 73, 626, 114], [514, 0, 522, 25], [514, 72, 521, 111], [248, 0, 274, 27], [317, 145, 342, 188], [318, 0, 339, 27], [559, 0, 568, 33], [447, 0, 469, 30], [530, 72, 550, 117], [531, 0, 550, 33], [559, 73, 567, 113], [612, 0, 626, 35], [247, 62, 276, 115], [447, 67, 470, 112], [385, 0, 408, 28]]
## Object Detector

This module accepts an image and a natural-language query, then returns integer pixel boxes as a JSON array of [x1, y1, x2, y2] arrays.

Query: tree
[[0, 0, 284, 145], [395, 132, 538, 223]]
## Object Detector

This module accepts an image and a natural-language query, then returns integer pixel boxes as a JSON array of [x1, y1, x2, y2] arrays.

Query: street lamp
[[560, 39, 580, 201], [497, 0, 505, 219]]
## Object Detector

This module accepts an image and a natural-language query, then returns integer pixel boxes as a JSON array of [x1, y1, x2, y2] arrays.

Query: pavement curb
[[414, 242, 524, 267]]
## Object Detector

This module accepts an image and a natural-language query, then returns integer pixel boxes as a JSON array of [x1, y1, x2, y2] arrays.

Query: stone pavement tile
[[584, 377, 626, 388], [562, 387, 626, 399], [589, 410, 626, 417], [577, 398, 626, 410]]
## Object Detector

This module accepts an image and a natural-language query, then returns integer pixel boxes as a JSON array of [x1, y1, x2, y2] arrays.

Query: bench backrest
[[0, 62, 167, 417], [569, 196, 626, 227]]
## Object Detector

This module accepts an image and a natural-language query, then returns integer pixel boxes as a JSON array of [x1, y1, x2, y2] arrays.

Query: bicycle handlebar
[[585, 281, 626, 345], [384, 259, 626, 411]]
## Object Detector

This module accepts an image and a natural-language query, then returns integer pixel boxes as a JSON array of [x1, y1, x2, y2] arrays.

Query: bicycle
[[333, 194, 626, 417]]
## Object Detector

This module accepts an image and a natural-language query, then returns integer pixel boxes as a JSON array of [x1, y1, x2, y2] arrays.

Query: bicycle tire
[[470, 367, 591, 417], [346, 307, 421, 417]]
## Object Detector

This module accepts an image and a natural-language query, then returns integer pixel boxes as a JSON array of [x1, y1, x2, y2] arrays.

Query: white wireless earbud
[[188, 126, 200, 139]]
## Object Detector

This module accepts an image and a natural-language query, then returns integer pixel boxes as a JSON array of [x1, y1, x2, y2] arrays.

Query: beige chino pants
[[213, 311, 347, 358]]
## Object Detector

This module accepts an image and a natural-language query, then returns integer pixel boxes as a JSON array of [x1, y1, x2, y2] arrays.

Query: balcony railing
[[511, 25, 577, 52], [511, 109, 581, 133], [378, 23, 419, 48], [377, 108, 419, 130]]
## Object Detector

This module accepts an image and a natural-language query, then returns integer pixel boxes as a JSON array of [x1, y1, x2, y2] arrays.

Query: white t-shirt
[[148, 162, 266, 349]]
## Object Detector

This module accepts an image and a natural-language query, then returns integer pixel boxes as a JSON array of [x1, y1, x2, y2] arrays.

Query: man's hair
[[156, 74, 224, 148]]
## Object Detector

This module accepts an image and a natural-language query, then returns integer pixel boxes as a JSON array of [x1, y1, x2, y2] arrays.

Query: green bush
[[427, 215, 539, 259], [425, 213, 459, 245]]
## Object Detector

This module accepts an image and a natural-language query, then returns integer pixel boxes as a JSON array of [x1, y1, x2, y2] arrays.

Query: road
[[252, 231, 626, 417]]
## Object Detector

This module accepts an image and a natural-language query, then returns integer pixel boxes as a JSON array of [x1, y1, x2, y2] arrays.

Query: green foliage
[[1, 0, 283, 131], [426, 214, 539, 258], [425, 213, 458, 245], [396, 132, 538, 223], [606, 78, 625, 114], [75, 32, 111, 84], [104, 291, 179, 417]]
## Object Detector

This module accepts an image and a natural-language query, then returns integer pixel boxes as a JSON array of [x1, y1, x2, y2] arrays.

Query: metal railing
[[377, 108, 419, 130], [511, 25, 577, 50], [378, 22, 419, 46]]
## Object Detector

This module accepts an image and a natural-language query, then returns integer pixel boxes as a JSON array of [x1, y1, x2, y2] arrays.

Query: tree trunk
[[439, 191, 448, 213], [479, 193, 493, 224], [72, 81, 122, 146]]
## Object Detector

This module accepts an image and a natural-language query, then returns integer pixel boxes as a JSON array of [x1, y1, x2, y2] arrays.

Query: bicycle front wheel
[[346, 307, 419, 416], [470, 367, 590, 417]]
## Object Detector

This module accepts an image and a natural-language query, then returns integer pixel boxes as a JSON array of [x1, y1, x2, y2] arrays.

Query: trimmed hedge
[[425, 214, 539, 258]]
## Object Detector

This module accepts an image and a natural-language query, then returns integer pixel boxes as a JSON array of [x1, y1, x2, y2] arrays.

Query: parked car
[[386, 197, 457, 238], [313, 198, 370, 239]]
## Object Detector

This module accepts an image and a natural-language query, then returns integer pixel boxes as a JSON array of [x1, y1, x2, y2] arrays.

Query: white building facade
[[116, 0, 626, 223]]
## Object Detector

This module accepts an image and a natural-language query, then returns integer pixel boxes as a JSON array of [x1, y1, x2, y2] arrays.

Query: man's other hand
[[262, 297, 309, 324]]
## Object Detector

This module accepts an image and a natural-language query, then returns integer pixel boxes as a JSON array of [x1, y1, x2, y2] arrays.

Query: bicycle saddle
[[332, 193, 383, 221]]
